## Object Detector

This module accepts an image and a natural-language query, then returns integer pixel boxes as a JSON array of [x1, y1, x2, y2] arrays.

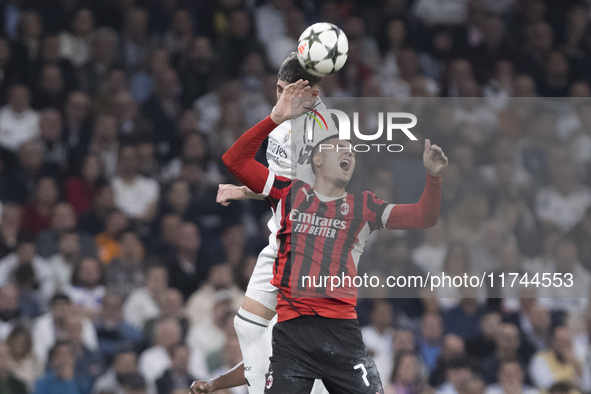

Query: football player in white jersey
[[191, 53, 335, 394]]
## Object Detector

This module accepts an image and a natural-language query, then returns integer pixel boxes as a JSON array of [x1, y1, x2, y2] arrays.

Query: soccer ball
[[297, 22, 348, 77]]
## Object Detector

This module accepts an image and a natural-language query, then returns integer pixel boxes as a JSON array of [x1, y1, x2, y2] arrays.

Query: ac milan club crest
[[265, 375, 273, 389], [340, 202, 350, 215]]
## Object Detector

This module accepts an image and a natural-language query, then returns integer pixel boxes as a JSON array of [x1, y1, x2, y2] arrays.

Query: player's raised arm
[[383, 139, 448, 230], [222, 79, 311, 193]]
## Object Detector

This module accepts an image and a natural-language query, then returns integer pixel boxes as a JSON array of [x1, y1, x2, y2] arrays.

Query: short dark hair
[[548, 381, 573, 394], [278, 52, 322, 86], [310, 134, 341, 174], [50, 292, 71, 305]]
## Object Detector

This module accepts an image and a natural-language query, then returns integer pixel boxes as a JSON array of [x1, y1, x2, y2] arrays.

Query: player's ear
[[313, 152, 322, 168], [311, 87, 320, 97]]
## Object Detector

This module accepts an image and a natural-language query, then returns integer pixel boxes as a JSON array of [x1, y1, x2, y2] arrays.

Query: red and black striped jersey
[[222, 115, 442, 322], [266, 176, 391, 321]]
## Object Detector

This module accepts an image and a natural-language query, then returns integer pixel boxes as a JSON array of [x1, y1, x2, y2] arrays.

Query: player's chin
[[337, 172, 352, 184]]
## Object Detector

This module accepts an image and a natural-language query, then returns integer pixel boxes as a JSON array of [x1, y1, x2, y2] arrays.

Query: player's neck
[[313, 176, 346, 198]]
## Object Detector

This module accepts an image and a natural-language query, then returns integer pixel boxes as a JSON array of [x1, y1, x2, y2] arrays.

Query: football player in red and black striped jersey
[[220, 79, 448, 394]]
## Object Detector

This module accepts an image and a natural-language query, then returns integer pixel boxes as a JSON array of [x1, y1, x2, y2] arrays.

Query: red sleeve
[[385, 172, 441, 229], [222, 116, 278, 193]]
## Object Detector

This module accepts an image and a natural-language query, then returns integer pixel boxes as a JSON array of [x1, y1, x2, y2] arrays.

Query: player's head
[[277, 52, 321, 101], [311, 135, 355, 187]]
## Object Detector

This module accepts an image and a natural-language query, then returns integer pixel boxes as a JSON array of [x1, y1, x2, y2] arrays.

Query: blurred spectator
[[0, 285, 23, 340], [94, 294, 142, 366], [155, 343, 196, 394], [38, 108, 69, 174], [177, 36, 216, 108], [92, 351, 137, 394], [130, 47, 171, 104], [112, 90, 153, 140], [0, 38, 20, 105], [412, 219, 448, 275], [95, 209, 128, 265], [63, 91, 93, 168], [385, 351, 423, 394], [63, 257, 106, 319], [166, 222, 212, 300], [429, 334, 467, 387], [79, 185, 116, 237], [187, 290, 235, 366], [147, 213, 181, 260], [21, 176, 59, 239], [442, 298, 484, 341], [111, 144, 160, 223], [5, 325, 42, 390], [142, 68, 182, 161], [218, 9, 264, 79], [78, 27, 120, 96], [419, 312, 444, 373], [0, 340, 28, 394], [362, 300, 395, 381], [87, 115, 119, 179], [162, 9, 194, 56], [31, 63, 69, 110], [465, 311, 501, 364], [34, 341, 90, 394], [184, 263, 244, 328], [448, 192, 489, 247], [123, 264, 167, 330], [120, 372, 148, 394], [106, 231, 145, 299], [159, 178, 193, 220], [59, 8, 94, 67], [0, 85, 39, 152], [208, 335, 245, 393], [535, 159, 591, 234], [480, 323, 526, 385], [537, 239, 591, 313], [65, 154, 105, 216], [143, 287, 188, 347], [138, 318, 182, 385], [435, 357, 472, 394], [120, 7, 150, 73], [64, 315, 105, 384], [0, 203, 21, 259], [32, 293, 98, 368], [528, 326, 582, 389], [0, 240, 54, 313], [36, 201, 95, 259], [515, 303, 552, 359], [469, 219, 512, 274], [485, 360, 539, 394]]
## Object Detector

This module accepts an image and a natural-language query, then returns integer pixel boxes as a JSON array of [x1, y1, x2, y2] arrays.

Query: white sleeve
[[246, 188, 267, 200], [381, 204, 396, 227]]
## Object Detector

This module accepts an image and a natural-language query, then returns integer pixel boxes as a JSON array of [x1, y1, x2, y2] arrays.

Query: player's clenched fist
[[216, 184, 247, 206]]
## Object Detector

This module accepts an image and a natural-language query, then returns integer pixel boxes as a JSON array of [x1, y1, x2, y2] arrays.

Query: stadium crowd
[[0, 0, 590, 394]]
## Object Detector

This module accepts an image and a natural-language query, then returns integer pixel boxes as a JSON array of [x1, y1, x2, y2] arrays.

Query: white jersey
[[263, 97, 336, 241], [266, 97, 336, 186]]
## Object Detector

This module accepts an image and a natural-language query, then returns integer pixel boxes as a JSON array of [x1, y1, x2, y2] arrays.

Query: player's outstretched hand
[[190, 380, 214, 394], [270, 79, 312, 124], [217, 184, 247, 206], [423, 139, 448, 177]]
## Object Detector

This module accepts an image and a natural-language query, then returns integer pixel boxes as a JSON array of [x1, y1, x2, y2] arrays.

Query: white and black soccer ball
[[297, 22, 348, 77]]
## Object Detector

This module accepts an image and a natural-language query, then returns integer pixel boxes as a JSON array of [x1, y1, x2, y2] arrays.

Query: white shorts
[[244, 242, 278, 310]]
